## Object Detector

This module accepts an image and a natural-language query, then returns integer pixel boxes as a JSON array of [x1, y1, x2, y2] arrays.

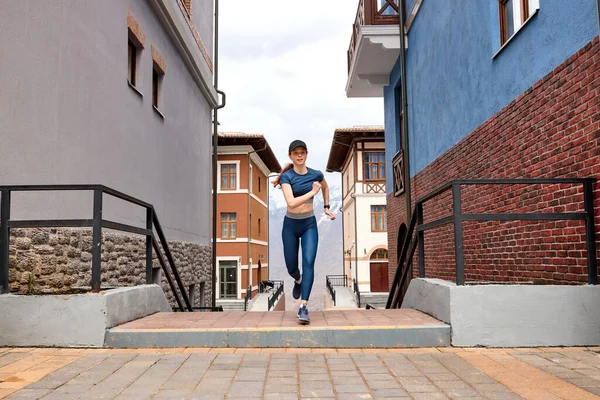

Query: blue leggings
[[282, 216, 318, 301]]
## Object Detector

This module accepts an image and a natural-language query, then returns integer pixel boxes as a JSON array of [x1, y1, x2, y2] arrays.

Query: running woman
[[272, 139, 336, 324]]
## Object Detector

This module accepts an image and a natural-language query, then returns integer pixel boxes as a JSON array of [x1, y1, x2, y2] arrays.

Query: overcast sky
[[218, 1, 383, 195]]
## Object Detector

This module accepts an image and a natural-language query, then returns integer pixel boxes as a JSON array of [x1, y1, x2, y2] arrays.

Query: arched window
[[371, 248, 388, 260]]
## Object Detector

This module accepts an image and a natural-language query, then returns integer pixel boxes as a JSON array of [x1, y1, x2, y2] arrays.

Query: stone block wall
[[6, 227, 212, 309]]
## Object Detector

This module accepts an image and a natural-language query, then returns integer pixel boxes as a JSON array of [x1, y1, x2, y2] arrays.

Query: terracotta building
[[215, 133, 281, 309]]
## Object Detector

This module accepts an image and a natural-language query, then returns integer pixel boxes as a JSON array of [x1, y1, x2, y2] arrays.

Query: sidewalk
[[1, 346, 600, 399]]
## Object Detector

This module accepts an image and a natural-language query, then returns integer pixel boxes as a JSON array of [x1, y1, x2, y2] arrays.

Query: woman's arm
[[281, 182, 320, 209], [320, 178, 336, 220], [321, 178, 331, 207]]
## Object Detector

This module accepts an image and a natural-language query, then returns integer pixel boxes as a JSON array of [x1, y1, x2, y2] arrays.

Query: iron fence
[[387, 178, 598, 309], [0, 185, 194, 311]]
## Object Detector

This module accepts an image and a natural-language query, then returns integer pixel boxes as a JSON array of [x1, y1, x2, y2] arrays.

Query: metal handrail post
[[417, 202, 425, 277], [145, 207, 154, 284], [584, 180, 598, 284], [452, 183, 465, 285], [91, 189, 103, 292], [0, 190, 11, 294]]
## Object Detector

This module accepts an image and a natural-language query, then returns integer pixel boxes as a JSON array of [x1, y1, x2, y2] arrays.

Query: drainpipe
[[597, 0, 600, 38], [398, 0, 411, 221], [266, 172, 279, 282], [212, 0, 226, 308], [247, 144, 269, 296]]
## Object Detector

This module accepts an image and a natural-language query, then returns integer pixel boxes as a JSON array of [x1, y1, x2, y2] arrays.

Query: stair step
[[104, 309, 450, 348]]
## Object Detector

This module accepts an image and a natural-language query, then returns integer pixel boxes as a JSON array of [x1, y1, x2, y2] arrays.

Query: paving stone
[[227, 381, 263, 397], [336, 394, 373, 399], [442, 387, 481, 398], [334, 384, 370, 393], [330, 371, 361, 378], [584, 387, 600, 396], [4, 388, 52, 399], [364, 380, 402, 389], [186, 394, 225, 400], [403, 384, 440, 392], [300, 373, 331, 381], [482, 392, 523, 400], [372, 387, 409, 398], [410, 392, 449, 400], [267, 377, 297, 385], [264, 384, 298, 393], [434, 380, 470, 389], [397, 376, 431, 385], [269, 370, 298, 377], [358, 367, 389, 374], [263, 393, 298, 400], [567, 377, 600, 387], [299, 388, 335, 397], [233, 373, 265, 382], [151, 389, 191, 399]]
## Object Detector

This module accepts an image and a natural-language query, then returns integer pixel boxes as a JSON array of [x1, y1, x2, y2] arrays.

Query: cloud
[[218, 0, 384, 187]]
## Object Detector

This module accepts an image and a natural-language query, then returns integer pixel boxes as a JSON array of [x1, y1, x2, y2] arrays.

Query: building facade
[[346, 0, 600, 287], [0, 0, 217, 307], [216, 133, 281, 306], [327, 127, 389, 294]]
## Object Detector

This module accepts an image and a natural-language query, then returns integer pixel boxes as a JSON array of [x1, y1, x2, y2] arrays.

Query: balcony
[[346, 0, 403, 98]]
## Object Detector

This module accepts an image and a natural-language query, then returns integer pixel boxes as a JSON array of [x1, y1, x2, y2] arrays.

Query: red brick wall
[[388, 37, 600, 287]]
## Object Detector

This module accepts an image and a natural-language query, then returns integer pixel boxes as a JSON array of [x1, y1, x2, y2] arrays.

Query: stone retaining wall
[[6, 228, 212, 308]]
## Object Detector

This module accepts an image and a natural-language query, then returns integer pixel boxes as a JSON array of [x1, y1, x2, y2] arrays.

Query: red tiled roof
[[326, 126, 385, 172], [217, 132, 282, 173]]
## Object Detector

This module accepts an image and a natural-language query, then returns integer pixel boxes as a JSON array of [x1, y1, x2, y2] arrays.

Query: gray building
[[0, 1, 218, 306]]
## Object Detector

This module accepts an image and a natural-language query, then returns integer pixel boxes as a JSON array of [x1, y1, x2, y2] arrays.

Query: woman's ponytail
[[272, 163, 293, 187]]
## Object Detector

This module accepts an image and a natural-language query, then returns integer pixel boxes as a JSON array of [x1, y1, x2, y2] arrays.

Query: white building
[[326, 127, 389, 295]]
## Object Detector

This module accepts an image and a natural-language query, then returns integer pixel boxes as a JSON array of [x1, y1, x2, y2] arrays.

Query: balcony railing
[[348, 0, 399, 72]]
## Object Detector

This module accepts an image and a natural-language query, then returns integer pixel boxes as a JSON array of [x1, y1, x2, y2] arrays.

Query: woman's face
[[289, 147, 307, 166]]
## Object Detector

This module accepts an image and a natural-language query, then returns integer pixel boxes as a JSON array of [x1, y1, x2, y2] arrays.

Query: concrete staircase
[[360, 293, 389, 309], [105, 308, 451, 348], [216, 299, 246, 312]]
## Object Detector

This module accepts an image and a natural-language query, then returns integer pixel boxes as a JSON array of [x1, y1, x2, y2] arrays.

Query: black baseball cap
[[288, 139, 307, 153]]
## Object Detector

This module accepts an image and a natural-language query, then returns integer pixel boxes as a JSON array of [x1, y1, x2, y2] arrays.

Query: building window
[[128, 40, 137, 87], [221, 164, 237, 190], [249, 165, 253, 193], [152, 67, 162, 109], [364, 152, 386, 181], [182, 0, 192, 16], [371, 205, 387, 232], [499, 0, 539, 45], [371, 248, 388, 260], [151, 45, 166, 112], [258, 218, 261, 236], [258, 176, 261, 193], [221, 213, 237, 238]]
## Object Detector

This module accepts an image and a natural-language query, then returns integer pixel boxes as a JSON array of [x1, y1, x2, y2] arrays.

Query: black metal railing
[[353, 278, 361, 308], [326, 277, 336, 305], [267, 280, 284, 311], [387, 178, 598, 308], [176, 306, 223, 312], [326, 274, 348, 287], [0, 185, 194, 312], [244, 285, 252, 311]]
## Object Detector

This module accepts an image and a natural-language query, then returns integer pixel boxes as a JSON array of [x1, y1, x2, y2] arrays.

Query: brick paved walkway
[[1, 347, 600, 399]]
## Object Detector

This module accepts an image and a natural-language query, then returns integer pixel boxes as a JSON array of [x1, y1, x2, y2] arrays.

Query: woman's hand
[[311, 181, 322, 195], [324, 208, 336, 220]]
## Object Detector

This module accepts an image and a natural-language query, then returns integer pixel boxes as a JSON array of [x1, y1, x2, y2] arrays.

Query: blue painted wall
[[383, 0, 599, 191]]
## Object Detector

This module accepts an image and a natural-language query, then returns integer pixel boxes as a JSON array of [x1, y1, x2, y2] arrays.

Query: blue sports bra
[[279, 167, 324, 199]]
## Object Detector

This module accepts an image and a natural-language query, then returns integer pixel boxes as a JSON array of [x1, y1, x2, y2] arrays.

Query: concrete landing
[[104, 309, 450, 349]]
